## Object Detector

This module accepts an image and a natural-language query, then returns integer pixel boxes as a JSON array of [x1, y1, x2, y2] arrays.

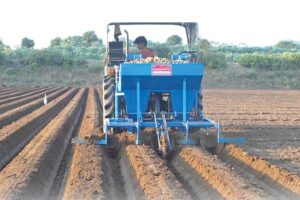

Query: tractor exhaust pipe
[[124, 30, 129, 61]]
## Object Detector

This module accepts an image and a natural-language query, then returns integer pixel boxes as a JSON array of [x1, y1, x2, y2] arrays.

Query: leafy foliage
[[199, 39, 212, 51], [82, 31, 100, 46], [198, 39, 226, 69], [275, 40, 300, 49], [50, 37, 62, 47], [199, 51, 227, 69], [21, 37, 35, 48], [210, 40, 300, 69], [3, 31, 105, 68], [0, 40, 12, 65], [149, 42, 172, 58], [2, 31, 300, 73], [0, 52, 4, 65], [0, 41, 5, 65], [166, 35, 183, 45], [2, 32, 300, 88], [237, 52, 300, 70], [25, 48, 75, 66]]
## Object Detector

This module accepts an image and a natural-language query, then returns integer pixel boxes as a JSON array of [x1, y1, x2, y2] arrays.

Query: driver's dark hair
[[134, 36, 147, 46]]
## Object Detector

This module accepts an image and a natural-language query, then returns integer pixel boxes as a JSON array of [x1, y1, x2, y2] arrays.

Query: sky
[[0, 0, 300, 48]]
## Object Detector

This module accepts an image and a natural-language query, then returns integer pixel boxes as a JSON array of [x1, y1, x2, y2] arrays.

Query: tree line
[[1, 32, 300, 70]]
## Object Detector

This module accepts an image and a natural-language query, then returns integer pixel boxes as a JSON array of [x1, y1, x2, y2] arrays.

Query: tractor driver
[[134, 36, 156, 59]]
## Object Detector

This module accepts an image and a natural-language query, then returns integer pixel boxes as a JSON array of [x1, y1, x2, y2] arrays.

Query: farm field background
[[0, 86, 299, 199]]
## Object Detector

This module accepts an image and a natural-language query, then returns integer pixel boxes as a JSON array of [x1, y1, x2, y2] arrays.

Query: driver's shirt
[[141, 48, 155, 59]]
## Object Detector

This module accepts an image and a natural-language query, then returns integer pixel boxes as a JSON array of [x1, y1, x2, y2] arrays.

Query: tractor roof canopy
[[107, 22, 199, 46]]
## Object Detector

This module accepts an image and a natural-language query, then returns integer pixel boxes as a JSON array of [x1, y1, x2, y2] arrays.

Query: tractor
[[99, 22, 244, 157]]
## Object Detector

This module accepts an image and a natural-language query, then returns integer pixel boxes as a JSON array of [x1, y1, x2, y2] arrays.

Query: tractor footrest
[[218, 137, 245, 143]]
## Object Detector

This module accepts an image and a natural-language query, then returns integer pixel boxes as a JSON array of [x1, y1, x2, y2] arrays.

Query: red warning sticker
[[151, 64, 172, 76]]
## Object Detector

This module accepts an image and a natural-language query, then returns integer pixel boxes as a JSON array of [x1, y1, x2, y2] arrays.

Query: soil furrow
[[62, 88, 107, 200], [0, 87, 69, 129], [0, 88, 78, 169], [0, 87, 29, 95], [122, 145, 192, 200], [171, 146, 271, 200], [0, 87, 51, 104], [0, 88, 87, 200], [218, 144, 300, 198], [0, 87, 44, 100], [0, 87, 60, 114]]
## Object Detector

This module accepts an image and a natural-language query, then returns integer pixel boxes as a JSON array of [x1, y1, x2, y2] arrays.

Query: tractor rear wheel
[[103, 75, 115, 118], [197, 91, 203, 118]]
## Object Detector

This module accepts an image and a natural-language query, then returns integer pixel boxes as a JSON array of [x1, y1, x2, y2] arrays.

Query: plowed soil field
[[0, 87, 299, 200]]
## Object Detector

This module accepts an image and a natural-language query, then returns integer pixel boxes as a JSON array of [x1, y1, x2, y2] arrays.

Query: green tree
[[82, 31, 99, 46], [275, 40, 298, 49], [166, 35, 183, 45], [61, 36, 83, 47], [0, 53, 5, 65], [50, 37, 62, 47], [21, 37, 35, 48], [0, 40, 4, 65], [154, 44, 171, 58], [0, 40, 4, 53], [199, 39, 211, 51]]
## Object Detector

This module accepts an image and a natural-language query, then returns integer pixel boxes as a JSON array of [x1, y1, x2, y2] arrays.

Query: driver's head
[[134, 36, 147, 50]]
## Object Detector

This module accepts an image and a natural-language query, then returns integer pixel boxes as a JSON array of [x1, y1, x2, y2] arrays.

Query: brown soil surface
[[0, 87, 69, 129], [203, 89, 300, 198], [0, 87, 51, 104], [0, 87, 30, 95], [204, 89, 300, 126], [124, 145, 192, 200], [266, 146, 300, 165], [204, 90, 300, 173], [0, 88, 87, 200], [0, 88, 78, 169], [62, 88, 107, 200], [0, 87, 40, 100], [221, 144, 300, 196], [174, 146, 269, 200], [0, 87, 60, 114]]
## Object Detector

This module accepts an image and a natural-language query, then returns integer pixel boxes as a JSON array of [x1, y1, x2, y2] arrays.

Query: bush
[[275, 40, 300, 49], [148, 42, 171, 58], [0, 52, 5, 65], [0, 40, 11, 65], [237, 53, 300, 70], [4, 45, 101, 68], [0, 55, 4, 66], [8, 48, 34, 59], [200, 51, 227, 69], [25, 48, 74, 66]]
